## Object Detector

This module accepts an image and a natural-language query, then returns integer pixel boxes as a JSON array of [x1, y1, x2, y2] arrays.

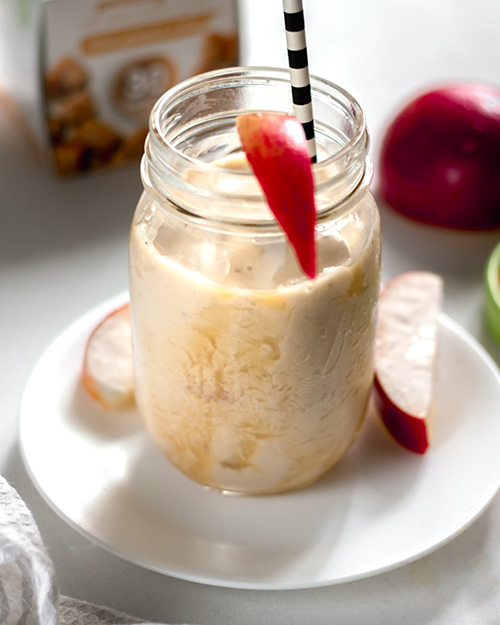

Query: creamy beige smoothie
[[129, 67, 380, 494], [129, 152, 380, 493]]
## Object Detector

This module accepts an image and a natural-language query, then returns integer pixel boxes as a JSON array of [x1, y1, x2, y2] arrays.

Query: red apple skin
[[373, 271, 442, 455], [373, 377, 429, 454], [379, 83, 500, 230], [237, 113, 316, 278]]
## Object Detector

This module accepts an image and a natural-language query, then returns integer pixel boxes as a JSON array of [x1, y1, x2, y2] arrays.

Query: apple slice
[[81, 303, 135, 409], [374, 271, 443, 453], [236, 112, 316, 278]]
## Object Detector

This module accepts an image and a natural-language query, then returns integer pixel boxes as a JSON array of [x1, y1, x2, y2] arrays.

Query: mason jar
[[129, 67, 381, 495]]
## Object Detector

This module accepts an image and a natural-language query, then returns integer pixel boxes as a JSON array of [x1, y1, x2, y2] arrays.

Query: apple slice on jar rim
[[236, 112, 317, 279]]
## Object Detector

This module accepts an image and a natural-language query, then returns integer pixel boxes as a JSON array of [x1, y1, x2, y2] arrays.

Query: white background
[[1, 0, 500, 623]]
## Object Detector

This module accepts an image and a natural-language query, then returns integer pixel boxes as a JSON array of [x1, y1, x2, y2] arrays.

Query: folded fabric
[[0, 475, 186, 625]]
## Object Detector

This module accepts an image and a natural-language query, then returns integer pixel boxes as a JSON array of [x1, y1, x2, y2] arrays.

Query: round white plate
[[19, 294, 500, 590]]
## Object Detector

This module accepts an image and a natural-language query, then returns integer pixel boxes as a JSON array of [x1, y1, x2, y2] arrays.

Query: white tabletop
[[2, 1, 500, 623]]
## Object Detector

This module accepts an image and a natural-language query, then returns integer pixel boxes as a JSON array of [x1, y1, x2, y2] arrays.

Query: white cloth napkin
[[0, 475, 187, 625]]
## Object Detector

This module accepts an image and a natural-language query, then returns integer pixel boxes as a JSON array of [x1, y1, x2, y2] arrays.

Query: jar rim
[[149, 66, 367, 177], [143, 66, 371, 226]]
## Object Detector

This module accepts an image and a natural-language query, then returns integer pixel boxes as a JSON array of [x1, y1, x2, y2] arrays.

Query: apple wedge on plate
[[81, 303, 135, 410], [374, 271, 443, 453]]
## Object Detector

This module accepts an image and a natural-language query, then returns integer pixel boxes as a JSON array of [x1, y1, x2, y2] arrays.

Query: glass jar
[[129, 67, 381, 495]]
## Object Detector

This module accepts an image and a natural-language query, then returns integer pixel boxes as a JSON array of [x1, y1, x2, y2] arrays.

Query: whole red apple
[[379, 83, 500, 230]]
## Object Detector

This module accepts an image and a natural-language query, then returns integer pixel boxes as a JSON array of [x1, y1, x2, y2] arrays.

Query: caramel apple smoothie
[[128, 68, 381, 494]]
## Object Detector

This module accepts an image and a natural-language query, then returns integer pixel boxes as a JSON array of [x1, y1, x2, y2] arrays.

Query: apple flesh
[[236, 112, 316, 278], [379, 83, 500, 230], [373, 271, 443, 453], [81, 303, 135, 409]]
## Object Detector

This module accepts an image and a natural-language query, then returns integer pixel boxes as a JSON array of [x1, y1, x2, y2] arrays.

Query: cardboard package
[[0, 0, 239, 175]]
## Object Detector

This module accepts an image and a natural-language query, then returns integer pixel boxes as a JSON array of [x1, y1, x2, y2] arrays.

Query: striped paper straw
[[282, 0, 317, 162]]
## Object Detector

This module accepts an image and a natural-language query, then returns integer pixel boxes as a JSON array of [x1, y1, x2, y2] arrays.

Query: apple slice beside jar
[[81, 303, 134, 409], [373, 271, 443, 453]]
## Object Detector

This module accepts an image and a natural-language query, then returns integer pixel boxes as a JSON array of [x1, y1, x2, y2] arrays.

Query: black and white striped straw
[[282, 0, 317, 163]]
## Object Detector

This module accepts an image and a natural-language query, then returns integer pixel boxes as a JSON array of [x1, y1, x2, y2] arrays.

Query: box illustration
[[0, 0, 240, 175]]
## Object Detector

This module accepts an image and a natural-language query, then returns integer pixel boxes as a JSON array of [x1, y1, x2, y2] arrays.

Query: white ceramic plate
[[19, 294, 500, 590]]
